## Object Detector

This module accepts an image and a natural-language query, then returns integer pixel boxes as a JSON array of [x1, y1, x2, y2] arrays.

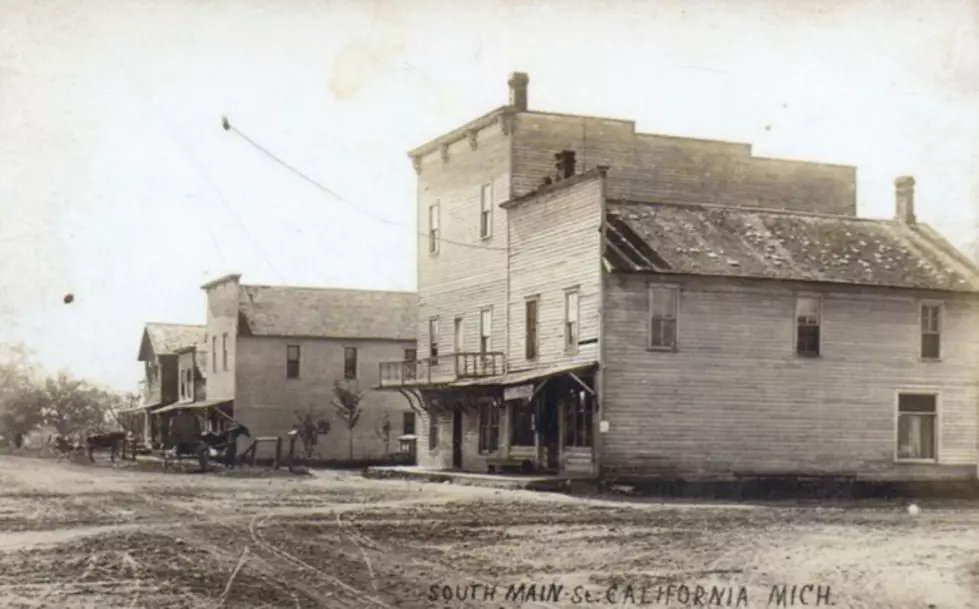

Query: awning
[[152, 398, 233, 415], [451, 361, 597, 389], [116, 402, 160, 415]]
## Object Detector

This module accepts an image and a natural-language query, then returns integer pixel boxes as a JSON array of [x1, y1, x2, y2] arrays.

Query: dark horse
[[86, 431, 128, 463], [166, 424, 251, 472]]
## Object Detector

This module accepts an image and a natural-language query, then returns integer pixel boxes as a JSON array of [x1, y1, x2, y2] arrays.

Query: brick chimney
[[895, 176, 916, 224], [508, 72, 529, 111], [555, 150, 576, 179]]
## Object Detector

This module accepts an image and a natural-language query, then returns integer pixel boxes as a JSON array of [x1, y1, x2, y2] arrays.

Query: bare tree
[[332, 380, 364, 462], [374, 412, 392, 457], [293, 404, 331, 460]]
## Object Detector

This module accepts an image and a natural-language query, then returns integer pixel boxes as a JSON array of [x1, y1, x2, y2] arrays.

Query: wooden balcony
[[378, 352, 505, 388]]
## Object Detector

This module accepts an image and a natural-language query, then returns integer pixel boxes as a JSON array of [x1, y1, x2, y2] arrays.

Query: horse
[[85, 431, 128, 463], [199, 424, 251, 468], [164, 424, 251, 472]]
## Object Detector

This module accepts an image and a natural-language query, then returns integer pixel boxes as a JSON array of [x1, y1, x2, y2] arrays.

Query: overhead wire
[[113, 56, 283, 281], [222, 117, 509, 252]]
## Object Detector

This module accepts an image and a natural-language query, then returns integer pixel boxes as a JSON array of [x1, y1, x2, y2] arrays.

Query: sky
[[1, 0, 977, 393]]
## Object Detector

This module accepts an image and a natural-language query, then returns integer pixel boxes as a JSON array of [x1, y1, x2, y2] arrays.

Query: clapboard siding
[[507, 175, 604, 370], [415, 406, 511, 471], [416, 120, 511, 362], [511, 112, 856, 216], [602, 274, 979, 480]]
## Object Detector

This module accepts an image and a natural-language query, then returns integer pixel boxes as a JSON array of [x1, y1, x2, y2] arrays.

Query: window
[[186, 369, 194, 399], [920, 303, 942, 360], [479, 183, 493, 239], [478, 402, 500, 453], [897, 393, 938, 461], [525, 297, 539, 360], [564, 389, 594, 448], [649, 285, 678, 350], [403, 412, 416, 435], [479, 309, 492, 353], [428, 202, 440, 254], [564, 289, 579, 352], [286, 344, 300, 379], [453, 317, 464, 353], [428, 412, 439, 450], [222, 333, 229, 371], [428, 318, 440, 364], [509, 400, 535, 447], [344, 347, 358, 380], [179, 371, 186, 399], [795, 295, 821, 356], [212, 337, 217, 373]]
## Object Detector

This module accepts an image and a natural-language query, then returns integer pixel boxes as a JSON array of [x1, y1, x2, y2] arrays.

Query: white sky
[[1, 0, 977, 392]]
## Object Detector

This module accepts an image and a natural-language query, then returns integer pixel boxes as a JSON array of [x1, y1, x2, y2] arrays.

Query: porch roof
[[152, 398, 232, 415], [451, 361, 597, 388], [117, 402, 159, 415]]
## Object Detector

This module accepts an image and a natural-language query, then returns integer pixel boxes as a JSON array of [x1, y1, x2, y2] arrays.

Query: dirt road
[[0, 456, 977, 609]]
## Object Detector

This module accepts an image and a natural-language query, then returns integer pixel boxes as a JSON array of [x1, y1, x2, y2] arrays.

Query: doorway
[[451, 407, 463, 469], [536, 384, 561, 473]]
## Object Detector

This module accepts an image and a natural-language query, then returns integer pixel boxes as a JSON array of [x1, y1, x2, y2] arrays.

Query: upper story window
[[212, 337, 217, 373], [564, 289, 579, 353], [795, 295, 821, 357], [453, 317, 464, 353], [404, 348, 417, 381], [480, 308, 492, 353], [525, 297, 539, 360], [920, 302, 942, 360], [222, 333, 229, 371], [648, 285, 679, 350], [479, 183, 493, 239], [286, 344, 300, 379], [428, 317, 440, 363], [344, 347, 358, 380], [428, 202, 440, 255]]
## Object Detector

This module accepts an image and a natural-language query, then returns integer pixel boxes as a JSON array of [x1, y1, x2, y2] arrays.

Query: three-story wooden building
[[379, 72, 979, 483]]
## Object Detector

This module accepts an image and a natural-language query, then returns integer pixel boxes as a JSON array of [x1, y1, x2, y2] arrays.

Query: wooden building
[[378, 72, 979, 483]]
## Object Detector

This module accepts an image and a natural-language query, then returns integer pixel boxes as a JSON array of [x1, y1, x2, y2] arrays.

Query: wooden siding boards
[[507, 175, 604, 370], [602, 273, 979, 480], [234, 336, 416, 461], [416, 121, 510, 363], [510, 112, 856, 216]]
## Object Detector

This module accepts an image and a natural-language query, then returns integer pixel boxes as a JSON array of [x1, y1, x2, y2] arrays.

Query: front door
[[452, 407, 463, 469]]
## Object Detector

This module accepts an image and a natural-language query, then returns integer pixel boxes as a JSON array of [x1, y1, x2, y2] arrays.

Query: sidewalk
[[363, 465, 573, 492]]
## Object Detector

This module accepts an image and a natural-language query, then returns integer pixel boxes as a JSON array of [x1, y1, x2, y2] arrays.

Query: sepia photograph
[[1, 0, 978, 607]]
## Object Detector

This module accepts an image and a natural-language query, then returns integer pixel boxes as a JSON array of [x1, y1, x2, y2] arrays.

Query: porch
[[388, 362, 599, 478], [378, 351, 505, 388]]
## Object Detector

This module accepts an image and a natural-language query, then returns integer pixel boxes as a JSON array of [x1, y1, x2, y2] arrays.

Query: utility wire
[[113, 57, 283, 281], [222, 117, 509, 252]]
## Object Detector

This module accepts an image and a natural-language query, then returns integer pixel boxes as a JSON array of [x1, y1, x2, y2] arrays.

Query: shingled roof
[[605, 200, 979, 293], [237, 285, 416, 341], [138, 323, 207, 362]]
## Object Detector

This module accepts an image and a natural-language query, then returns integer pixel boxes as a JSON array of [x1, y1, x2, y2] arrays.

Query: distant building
[[378, 72, 979, 483], [190, 274, 418, 461], [124, 322, 207, 446]]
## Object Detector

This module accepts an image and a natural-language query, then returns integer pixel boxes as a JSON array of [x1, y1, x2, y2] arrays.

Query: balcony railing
[[378, 351, 505, 388]]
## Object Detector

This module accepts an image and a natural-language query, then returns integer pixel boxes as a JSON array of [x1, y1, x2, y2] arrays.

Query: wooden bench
[[486, 456, 533, 474]]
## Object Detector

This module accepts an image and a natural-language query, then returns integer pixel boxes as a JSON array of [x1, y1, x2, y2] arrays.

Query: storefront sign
[[504, 384, 535, 401]]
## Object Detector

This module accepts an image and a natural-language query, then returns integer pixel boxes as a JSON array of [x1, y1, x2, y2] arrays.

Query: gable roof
[[237, 285, 416, 341], [605, 200, 979, 293], [138, 323, 207, 362]]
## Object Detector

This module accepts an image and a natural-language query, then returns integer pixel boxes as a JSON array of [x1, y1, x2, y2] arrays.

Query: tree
[[38, 373, 114, 437], [292, 404, 331, 460], [374, 412, 392, 457], [0, 343, 42, 445], [332, 379, 364, 461]]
